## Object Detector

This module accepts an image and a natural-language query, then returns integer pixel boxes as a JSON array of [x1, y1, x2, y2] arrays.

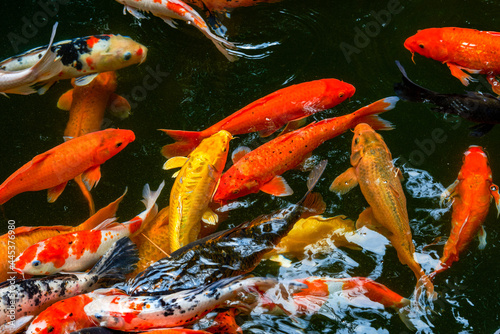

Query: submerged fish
[[330, 123, 435, 299], [0, 23, 62, 95], [126, 161, 327, 296], [432, 146, 500, 277], [164, 130, 233, 252], [394, 60, 500, 137], [0, 34, 147, 94], [160, 79, 355, 158], [404, 27, 500, 94], [85, 276, 277, 331], [114, 0, 237, 61]]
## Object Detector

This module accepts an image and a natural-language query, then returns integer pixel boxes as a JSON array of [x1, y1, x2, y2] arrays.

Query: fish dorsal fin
[[231, 146, 251, 164], [440, 179, 459, 207], [260, 176, 293, 197], [330, 167, 358, 195], [47, 181, 68, 203], [202, 207, 219, 225], [74, 73, 99, 86], [57, 89, 74, 110], [81, 165, 101, 191], [107, 93, 131, 120], [163, 156, 188, 171], [92, 217, 119, 231]]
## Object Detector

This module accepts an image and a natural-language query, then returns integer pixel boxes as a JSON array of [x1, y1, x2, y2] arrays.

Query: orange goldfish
[[0, 128, 134, 205], [0, 189, 126, 282], [13, 182, 163, 276], [164, 130, 233, 252], [330, 123, 435, 299], [160, 79, 355, 158], [433, 145, 500, 277], [213, 97, 397, 203], [404, 27, 500, 94], [58, 71, 131, 215]]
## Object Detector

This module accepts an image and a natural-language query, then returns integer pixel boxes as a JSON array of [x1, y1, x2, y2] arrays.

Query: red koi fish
[[404, 27, 500, 94], [432, 145, 500, 277], [114, 0, 237, 61], [213, 97, 398, 203], [13, 182, 164, 276], [0, 129, 134, 205], [160, 79, 355, 158]]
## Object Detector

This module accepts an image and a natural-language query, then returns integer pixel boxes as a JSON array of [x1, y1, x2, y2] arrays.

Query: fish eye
[[123, 52, 132, 61], [339, 92, 345, 98], [491, 185, 498, 192], [419, 43, 425, 49], [116, 142, 123, 148], [32, 260, 41, 267], [354, 137, 360, 145]]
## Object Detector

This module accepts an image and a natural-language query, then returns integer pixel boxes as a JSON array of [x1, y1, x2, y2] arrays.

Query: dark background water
[[1, 0, 500, 333]]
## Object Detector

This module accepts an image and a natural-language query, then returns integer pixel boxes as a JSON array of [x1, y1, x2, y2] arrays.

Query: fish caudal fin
[[159, 129, 205, 158], [89, 237, 139, 287], [393, 60, 436, 103], [127, 181, 165, 236], [354, 96, 398, 131]]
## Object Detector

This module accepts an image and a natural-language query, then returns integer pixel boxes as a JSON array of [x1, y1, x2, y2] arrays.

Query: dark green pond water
[[1, 0, 500, 333]]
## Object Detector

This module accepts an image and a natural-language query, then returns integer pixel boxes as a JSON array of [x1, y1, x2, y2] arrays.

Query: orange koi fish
[[13, 182, 164, 276], [213, 97, 397, 203], [0, 189, 126, 282], [57, 71, 131, 215], [114, 0, 237, 61], [0, 128, 134, 205], [160, 79, 355, 158], [330, 123, 435, 299], [433, 145, 500, 277], [404, 27, 500, 94], [164, 130, 233, 252]]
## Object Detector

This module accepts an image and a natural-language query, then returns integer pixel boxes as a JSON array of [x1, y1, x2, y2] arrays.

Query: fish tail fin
[[396, 300, 418, 332], [89, 237, 139, 287], [394, 60, 436, 103], [202, 29, 238, 62], [31, 22, 63, 81], [128, 181, 165, 236], [354, 96, 398, 131], [159, 129, 206, 158], [414, 273, 437, 301]]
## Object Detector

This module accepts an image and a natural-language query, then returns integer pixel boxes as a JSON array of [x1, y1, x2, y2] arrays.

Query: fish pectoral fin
[[271, 118, 308, 137], [4, 84, 38, 95], [258, 125, 280, 138], [231, 146, 251, 164], [469, 123, 495, 137], [81, 165, 101, 191], [440, 179, 459, 207], [489, 183, 500, 217], [260, 176, 293, 197], [446, 63, 477, 86], [163, 156, 188, 171], [74, 73, 99, 86], [478, 226, 487, 250], [107, 93, 131, 120], [125, 5, 148, 20], [356, 207, 393, 239], [92, 217, 119, 231], [47, 181, 68, 203], [329, 167, 358, 195], [202, 208, 219, 225], [160, 16, 179, 29], [57, 89, 74, 110]]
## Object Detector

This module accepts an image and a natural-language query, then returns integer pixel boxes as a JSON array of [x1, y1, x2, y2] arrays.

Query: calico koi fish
[[160, 79, 355, 158], [394, 60, 500, 137], [0, 34, 147, 94], [164, 130, 233, 252], [213, 97, 398, 204], [125, 161, 326, 296], [85, 276, 277, 331], [13, 182, 164, 275], [0, 129, 134, 205], [330, 123, 435, 299], [0, 189, 127, 282], [0, 22, 62, 96], [0, 238, 138, 334], [404, 27, 500, 95], [432, 146, 500, 277], [114, 0, 237, 61]]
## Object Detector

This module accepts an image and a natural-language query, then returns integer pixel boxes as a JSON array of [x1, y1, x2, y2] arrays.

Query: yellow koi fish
[[164, 130, 233, 252], [330, 123, 435, 299]]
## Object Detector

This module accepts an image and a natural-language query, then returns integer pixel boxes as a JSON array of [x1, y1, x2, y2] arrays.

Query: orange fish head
[[92, 35, 148, 72], [404, 28, 449, 63], [96, 129, 136, 162], [350, 123, 387, 165], [461, 145, 491, 179], [323, 79, 356, 104]]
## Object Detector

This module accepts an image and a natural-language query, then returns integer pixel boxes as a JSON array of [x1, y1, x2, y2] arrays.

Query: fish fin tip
[[231, 146, 251, 163], [81, 165, 101, 191], [260, 175, 293, 197], [163, 156, 188, 171], [74, 73, 98, 86], [47, 181, 68, 203]]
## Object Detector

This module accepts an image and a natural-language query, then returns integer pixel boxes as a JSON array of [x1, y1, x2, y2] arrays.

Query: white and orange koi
[[13, 182, 164, 276], [114, 0, 237, 61], [0, 34, 147, 94]]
